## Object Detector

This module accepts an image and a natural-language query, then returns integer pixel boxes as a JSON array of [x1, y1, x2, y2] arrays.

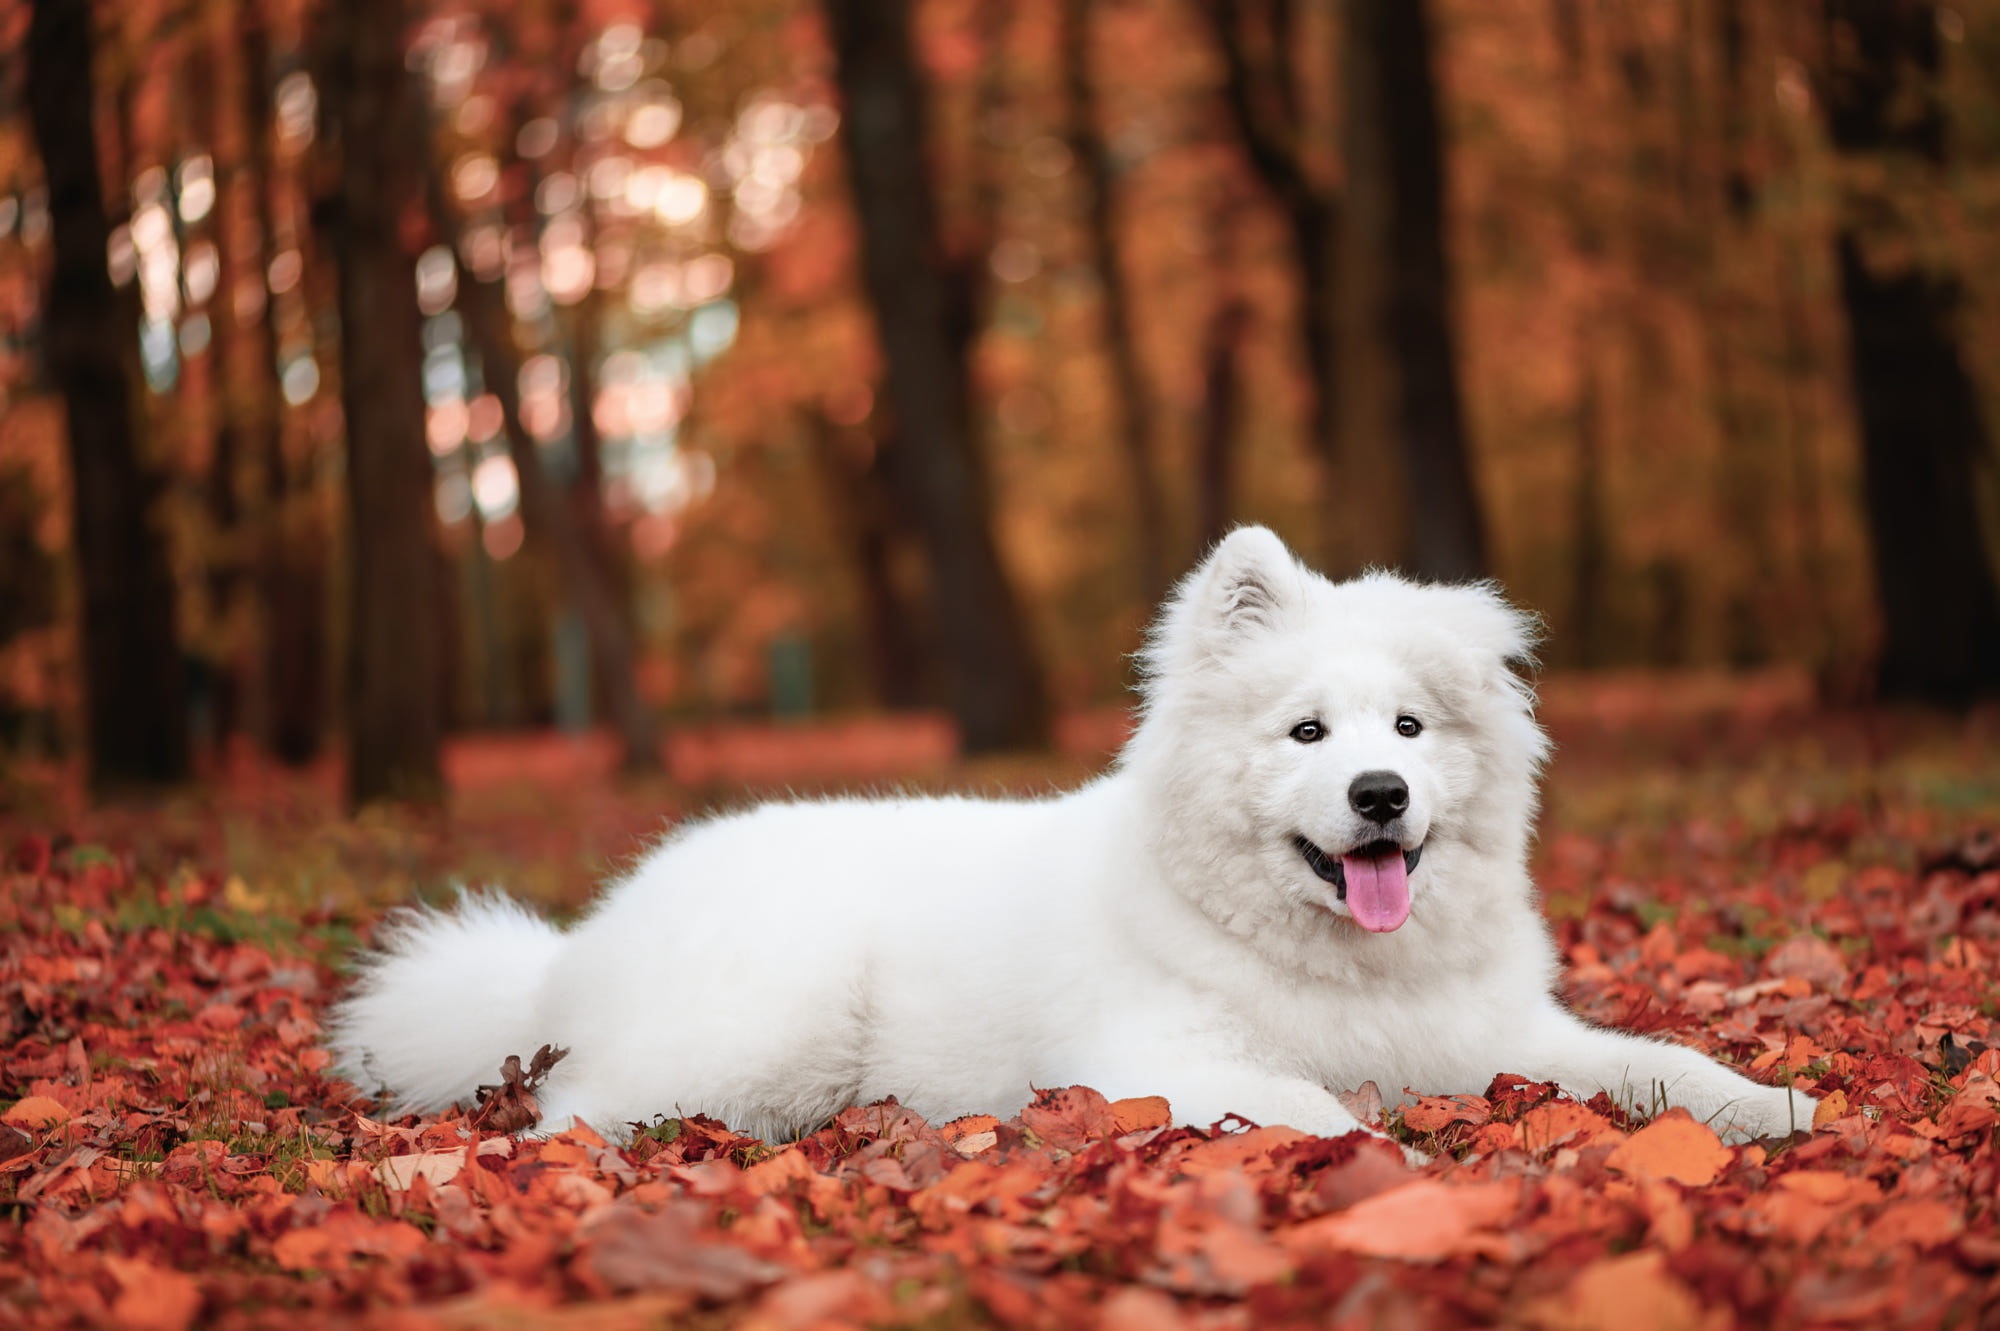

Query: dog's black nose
[[1349, 771, 1409, 824]]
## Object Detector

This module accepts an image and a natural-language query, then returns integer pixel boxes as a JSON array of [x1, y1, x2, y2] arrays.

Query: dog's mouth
[[1294, 836, 1422, 934]]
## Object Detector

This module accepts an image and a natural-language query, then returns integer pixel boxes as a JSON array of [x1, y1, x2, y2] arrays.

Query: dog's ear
[[1197, 525, 1299, 635], [1144, 526, 1302, 677], [1431, 581, 1542, 672]]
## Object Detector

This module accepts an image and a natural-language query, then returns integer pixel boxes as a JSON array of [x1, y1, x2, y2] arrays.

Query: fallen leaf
[[3, 1096, 70, 1129], [1110, 1095, 1171, 1133], [1403, 1093, 1492, 1133], [1524, 1249, 1707, 1331], [104, 1256, 203, 1331], [1520, 1100, 1622, 1154], [581, 1201, 786, 1300], [1283, 1180, 1518, 1261], [1605, 1111, 1732, 1186]]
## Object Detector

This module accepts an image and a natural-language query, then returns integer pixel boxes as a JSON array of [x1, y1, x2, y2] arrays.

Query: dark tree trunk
[[1822, 0, 2000, 702], [26, 0, 189, 795], [824, 0, 1049, 753], [1060, 0, 1167, 600], [1338, 0, 1487, 581], [322, 0, 444, 807], [243, 4, 328, 764], [1200, 194, 1248, 555], [1204, 0, 1340, 470], [808, 414, 929, 711]]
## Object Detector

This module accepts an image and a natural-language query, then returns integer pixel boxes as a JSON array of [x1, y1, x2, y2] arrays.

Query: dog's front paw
[[1712, 1086, 1817, 1144]]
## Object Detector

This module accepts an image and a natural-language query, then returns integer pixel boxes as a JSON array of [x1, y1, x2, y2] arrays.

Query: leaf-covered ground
[[3, 681, 1999, 1329]]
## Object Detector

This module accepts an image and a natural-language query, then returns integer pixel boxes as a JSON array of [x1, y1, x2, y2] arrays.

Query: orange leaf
[[1869, 1199, 1964, 1248], [1525, 1249, 1708, 1331], [104, 1256, 202, 1331], [1110, 1095, 1172, 1133], [939, 1114, 1000, 1146], [1605, 1111, 1731, 1187], [1282, 1180, 1518, 1261], [1811, 1089, 1849, 1128], [1403, 1094, 1492, 1133], [1519, 1100, 1622, 1154], [2, 1095, 69, 1129]]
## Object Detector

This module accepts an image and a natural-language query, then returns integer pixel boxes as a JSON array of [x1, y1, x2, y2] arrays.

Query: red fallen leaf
[[938, 1113, 1001, 1146], [103, 1256, 203, 1331], [1152, 1210, 1294, 1296], [1870, 1199, 1966, 1248], [1526, 1249, 1706, 1331], [1764, 934, 1849, 993], [270, 1211, 430, 1271], [1302, 1139, 1416, 1215], [745, 1269, 894, 1328], [1934, 1069, 2000, 1139], [579, 1199, 787, 1300], [2, 1095, 70, 1129], [1169, 1125, 1311, 1176], [1110, 1095, 1171, 1133], [1402, 1093, 1492, 1133], [1741, 1171, 1881, 1244], [1519, 1100, 1623, 1154], [1100, 1285, 1194, 1331], [1281, 1179, 1519, 1261], [1604, 1110, 1732, 1186], [1018, 1085, 1119, 1151]]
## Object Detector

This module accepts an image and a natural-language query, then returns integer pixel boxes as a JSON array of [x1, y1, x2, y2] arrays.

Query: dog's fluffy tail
[[325, 890, 565, 1115]]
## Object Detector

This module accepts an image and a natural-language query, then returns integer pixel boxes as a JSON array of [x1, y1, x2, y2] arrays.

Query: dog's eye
[[1289, 720, 1324, 744], [1395, 715, 1423, 738]]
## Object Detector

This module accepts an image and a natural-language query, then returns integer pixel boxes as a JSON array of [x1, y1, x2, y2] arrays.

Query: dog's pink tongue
[[1342, 853, 1410, 933]]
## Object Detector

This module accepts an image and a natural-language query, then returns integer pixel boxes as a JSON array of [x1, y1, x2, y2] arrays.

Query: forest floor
[[1, 671, 1998, 1328]]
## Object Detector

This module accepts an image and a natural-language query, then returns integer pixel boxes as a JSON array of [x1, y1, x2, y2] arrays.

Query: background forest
[[2, 0, 1998, 805]]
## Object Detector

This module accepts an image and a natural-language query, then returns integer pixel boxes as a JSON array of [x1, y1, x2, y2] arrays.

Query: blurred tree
[[1195, 194, 1250, 556], [320, 0, 444, 806], [808, 411, 929, 710], [1202, 0, 1340, 477], [26, 0, 189, 794], [823, 0, 1050, 752], [1337, 0, 1485, 580], [241, 9, 330, 764], [1823, 0, 2000, 701], [1061, 0, 1166, 600], [440, 215, 663, 773], [414, 62, 661, 776]]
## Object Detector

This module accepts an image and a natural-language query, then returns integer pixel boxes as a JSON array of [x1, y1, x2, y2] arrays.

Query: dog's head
[[1128, 526, 1548, 943]]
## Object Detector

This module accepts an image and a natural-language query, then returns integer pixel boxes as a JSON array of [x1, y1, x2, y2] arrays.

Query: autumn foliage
[[3, 717, 2000, 1328]]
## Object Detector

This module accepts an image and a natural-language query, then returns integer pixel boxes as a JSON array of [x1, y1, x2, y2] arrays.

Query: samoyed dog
[[328, 527, 1815, 1145]]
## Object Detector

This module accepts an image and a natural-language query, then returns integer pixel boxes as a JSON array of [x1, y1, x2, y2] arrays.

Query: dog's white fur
[[328, 527, 1816, 1145]]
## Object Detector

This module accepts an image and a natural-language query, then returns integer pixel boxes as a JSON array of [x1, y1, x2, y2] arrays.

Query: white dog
[[328, 527, 1816, 1145]]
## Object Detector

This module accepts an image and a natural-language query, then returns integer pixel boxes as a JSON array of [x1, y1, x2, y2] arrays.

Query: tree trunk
[[1060, 0, 1167, 601], [808, 413, 930, 711], [1822, 0, 2000, 702], [450, 250, 663, 773], [1204, 0, 1341, 473], [1338, 0, 1486, 581], [824, 0, 1049, 753], [1196, 195, 1251, 557], [26, 0, 189, 795], [321, 0, 444, 807], [242, 2, 328, 764]]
